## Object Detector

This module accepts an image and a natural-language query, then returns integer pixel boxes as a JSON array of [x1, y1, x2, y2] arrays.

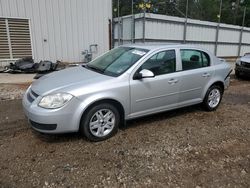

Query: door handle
[[168, 78, 179, 84], [202, 73, 210, 77]]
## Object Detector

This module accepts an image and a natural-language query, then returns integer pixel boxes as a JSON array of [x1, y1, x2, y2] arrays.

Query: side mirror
[[134, 69, 155, 79]]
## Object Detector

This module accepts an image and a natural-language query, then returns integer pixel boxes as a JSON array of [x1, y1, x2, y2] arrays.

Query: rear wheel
[[203, 85, 223, 111], [80, 103, 120, 142]]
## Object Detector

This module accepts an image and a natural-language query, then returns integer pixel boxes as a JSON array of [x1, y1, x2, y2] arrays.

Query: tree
[[112, 0, 250, 27]]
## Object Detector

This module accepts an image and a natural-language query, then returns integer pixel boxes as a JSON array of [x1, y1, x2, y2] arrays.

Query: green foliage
[[113, 0, 250, 27]]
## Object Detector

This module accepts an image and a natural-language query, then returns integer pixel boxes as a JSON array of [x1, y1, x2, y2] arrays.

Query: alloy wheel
[[208, 88, 221, 108], [89, 109, 115, 137]]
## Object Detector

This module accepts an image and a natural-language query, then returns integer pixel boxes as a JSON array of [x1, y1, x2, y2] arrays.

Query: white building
[[0, 0, 112, 63]]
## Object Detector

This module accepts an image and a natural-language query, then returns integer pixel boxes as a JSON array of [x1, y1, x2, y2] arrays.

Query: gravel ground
[[0, 73, 35, 84], [0, 83, 30, 101], [0, 77, 250, 188]]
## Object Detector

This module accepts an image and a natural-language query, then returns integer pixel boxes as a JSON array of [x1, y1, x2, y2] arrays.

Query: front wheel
[[80, 103, 120, 142], [203, 85, 223, 111]]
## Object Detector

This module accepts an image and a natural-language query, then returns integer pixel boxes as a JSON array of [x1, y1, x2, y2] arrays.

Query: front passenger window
[[139, 50, 176, 76]]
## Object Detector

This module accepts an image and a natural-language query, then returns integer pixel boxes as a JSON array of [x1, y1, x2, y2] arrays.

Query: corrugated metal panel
[[114, 13, 250, 57], [241, 45, 250, 55], [188, 43, 215, 54], [242, 32, 250, 44], [0, 0, 112, 62], [146, 20, 184, 40], [122, 17, 132, 40], [0, 18, 10, 59], [186, 25, 216, 42], [218, 29, 240, 43], [217, 44, 239, 56], [134, 20, 143, 39]]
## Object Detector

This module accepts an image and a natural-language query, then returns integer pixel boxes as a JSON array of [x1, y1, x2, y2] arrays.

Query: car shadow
[[234, 74, 250, 81], [122, 104, 202, 130], [32, 130, 83, 143], [33, 104, 202, 143]]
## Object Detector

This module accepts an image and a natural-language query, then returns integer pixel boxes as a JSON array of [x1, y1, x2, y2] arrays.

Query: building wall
[[0, 0, 112, 62], [114, 13, 250, 57]]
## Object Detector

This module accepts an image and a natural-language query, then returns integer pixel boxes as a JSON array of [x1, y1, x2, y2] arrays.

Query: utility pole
[[117, 0, 121, 45], [242, 7, 246, 29], [234, 0, 240, 25], [218, 0, 222, 23], [238, 6, 246, 57], [215, 0, 222, 55], [131, 0, 135, 43], [183, 0, 189, 43]]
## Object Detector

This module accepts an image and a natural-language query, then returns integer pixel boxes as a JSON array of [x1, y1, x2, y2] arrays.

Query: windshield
[[85, 47, 149, 77]]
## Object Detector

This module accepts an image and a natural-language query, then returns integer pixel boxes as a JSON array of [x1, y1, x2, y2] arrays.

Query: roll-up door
[[0, 18, 10, 59], [0, 18, 32, 60]]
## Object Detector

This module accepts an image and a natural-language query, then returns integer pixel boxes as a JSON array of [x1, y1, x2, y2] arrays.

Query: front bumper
[[22, 89, 81, 134], [235, 64, 250, 75], [224, 76, 230, 89]]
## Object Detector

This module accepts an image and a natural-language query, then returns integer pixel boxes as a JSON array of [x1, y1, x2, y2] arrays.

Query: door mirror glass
[[138, 69, 155, 79]]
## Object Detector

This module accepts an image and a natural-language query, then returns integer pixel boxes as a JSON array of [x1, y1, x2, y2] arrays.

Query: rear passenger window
[[180, 49, 210, 71], [202, 53, 210, 67]]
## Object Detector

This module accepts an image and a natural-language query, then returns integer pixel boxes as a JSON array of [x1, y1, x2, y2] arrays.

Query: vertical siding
[[114, 13, 250, 57], [122, 16, 133, 40], [0, 0, 112, 62], [217, 44, 239, 57], [134, 20, 143, 39], [241, 45, 250, 55], [186, 25, 216, 42], [242, 31, 250, 44], [146, 20, 184, 40], [218, 29, 241, 43]]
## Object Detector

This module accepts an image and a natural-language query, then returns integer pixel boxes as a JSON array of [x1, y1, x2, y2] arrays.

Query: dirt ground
[[0, 73, 35, 84], [0, 77, 250, 188]]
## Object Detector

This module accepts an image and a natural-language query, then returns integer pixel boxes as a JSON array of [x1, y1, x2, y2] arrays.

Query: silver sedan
[[23, 44, 231, 141]]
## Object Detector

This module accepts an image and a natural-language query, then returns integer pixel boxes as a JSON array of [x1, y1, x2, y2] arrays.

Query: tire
[[203, 85, 223, 111], [235, 70, 241, 78], [80, 103, 120, 142]]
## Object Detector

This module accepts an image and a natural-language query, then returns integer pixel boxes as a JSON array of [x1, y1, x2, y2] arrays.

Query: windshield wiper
[[84, 64, 104, 74]]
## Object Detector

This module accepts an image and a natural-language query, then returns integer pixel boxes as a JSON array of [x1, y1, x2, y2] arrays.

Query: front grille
[[30, 120, 57, 130], [31, 90, 39, 98], [27, 92, 35, 103], [241, 61, 250, 68], [27, 89, 39, 103]]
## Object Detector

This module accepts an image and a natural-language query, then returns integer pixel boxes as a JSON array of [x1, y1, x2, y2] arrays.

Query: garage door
[[0, 18, 32, 60]]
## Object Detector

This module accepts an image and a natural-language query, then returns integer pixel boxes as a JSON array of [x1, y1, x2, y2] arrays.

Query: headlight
[[236, 59, 241, 65], [39, 93, 73, 109]]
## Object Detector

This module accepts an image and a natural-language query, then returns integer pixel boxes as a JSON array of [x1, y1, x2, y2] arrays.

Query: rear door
[[178, 49, 214, 105]]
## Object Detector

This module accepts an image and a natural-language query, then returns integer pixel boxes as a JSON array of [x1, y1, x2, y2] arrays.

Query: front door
[[129, 49, 180, 118]]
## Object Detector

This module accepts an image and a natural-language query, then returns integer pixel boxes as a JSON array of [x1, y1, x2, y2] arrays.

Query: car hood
[[31, 66, 112, 95], [240, 56, 250, 63]]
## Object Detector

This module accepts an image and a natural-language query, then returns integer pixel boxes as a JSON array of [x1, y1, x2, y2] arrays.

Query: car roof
[[121, 43, 209, 53]]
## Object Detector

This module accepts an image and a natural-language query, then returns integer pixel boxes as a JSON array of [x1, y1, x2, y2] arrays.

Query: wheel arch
[[202, 79, 225, 100], [211, 81, 225, 92], [79, 98, 125, 129]]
